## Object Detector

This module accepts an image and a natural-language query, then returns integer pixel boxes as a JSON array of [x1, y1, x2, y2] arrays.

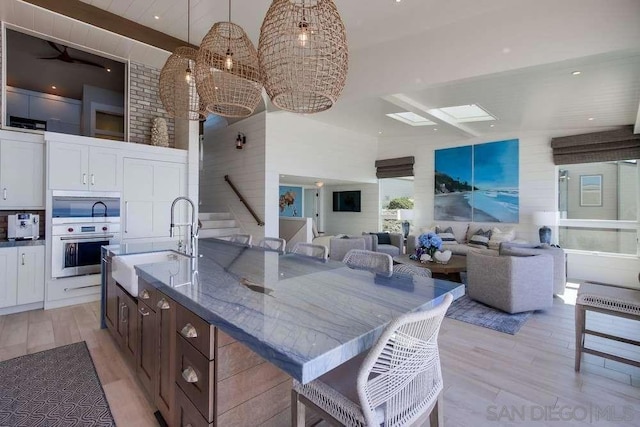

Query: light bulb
[[185, 68, 192, 83], [298, 21, 309, 47], [224, 50, 234, 71]]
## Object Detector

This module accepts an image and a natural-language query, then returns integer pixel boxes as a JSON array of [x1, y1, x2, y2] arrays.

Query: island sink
[[111, 251, 188, 296]]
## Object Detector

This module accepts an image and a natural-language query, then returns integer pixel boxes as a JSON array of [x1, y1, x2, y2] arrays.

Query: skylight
[[432, 104, 496, 122], [385, 112, 436, 126]]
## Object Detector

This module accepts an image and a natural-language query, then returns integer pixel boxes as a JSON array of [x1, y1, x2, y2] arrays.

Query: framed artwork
[[580, 175, 602, 206], [434, 139, 520, 223], [434, 145, 473, 221], [279, 186, 303, 217], [472, 139, 519, 223]]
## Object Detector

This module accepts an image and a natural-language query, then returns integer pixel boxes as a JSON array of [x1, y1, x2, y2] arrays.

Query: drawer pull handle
[[139, 289, 150, 300], [138, 307, 150, 317], [182, 366, 198, 383], [180, 323, 198, 338], [157, 298, 170, 310]]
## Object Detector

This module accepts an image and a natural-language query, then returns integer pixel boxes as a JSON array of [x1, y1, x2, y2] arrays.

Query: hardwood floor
[[0, 283, 638, 426]]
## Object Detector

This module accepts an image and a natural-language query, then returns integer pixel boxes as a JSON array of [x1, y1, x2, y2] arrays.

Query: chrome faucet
[[170, 196, 199, 260]]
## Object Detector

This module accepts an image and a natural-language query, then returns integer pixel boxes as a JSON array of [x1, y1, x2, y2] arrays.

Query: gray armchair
[[500, 242, 566, 296], [467, 251, 554, 314], [364, 232, 404, 257]]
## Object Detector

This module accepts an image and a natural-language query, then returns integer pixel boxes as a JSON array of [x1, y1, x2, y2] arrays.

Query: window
[[558, 161, 637, 255], [380, 178, 414, 233]]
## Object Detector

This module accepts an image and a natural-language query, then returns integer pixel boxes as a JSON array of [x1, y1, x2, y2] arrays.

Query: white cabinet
[[49, 141, 121, 191], [17, 246, 45, 305], [0, 139, 44, 208], [0, 245, 45, 309], [0, 248, 18, 309], [123, 158, 187, 239]]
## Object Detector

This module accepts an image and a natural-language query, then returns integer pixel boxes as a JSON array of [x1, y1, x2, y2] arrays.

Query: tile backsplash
[[0, 210, 46, 240]]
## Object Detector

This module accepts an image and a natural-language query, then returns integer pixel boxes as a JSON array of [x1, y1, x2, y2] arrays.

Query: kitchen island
[[102, 238, 464, 426]]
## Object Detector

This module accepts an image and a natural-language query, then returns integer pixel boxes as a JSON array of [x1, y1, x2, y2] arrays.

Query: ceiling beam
[[20, 0, 198, 53]]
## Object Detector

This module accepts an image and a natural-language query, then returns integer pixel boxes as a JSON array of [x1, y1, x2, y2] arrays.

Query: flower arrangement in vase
[[410, 232, 443, 263]]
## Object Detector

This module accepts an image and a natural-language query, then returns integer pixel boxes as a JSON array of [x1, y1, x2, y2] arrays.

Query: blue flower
[[417, 232, 443, 251]]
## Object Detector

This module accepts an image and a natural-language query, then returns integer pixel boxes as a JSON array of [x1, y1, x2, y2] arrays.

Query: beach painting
[[473, 139, 519, 223], [434, 145, 474, 221], [279, 186, 303, 217]]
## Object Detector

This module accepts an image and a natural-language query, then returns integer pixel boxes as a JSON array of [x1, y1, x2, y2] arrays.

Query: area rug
[[446, 295, 533, 335], [0, 342, 115, 426]]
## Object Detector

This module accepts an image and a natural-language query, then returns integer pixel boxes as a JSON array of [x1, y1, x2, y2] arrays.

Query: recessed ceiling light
[[572, 71, 581, 76], [106, 68, 111, 72], [395, 0, 402, 3], [378, 131, 383, 135], [51, 85, 57, 89], [386, 111, 436, 127], [502, 47, 511, 54], [430, 104, 496, 123], [490, 124, 495, 128], [154, 15, 160, 20], [433, 128, 438, 131], [588, 117, 595, 121]]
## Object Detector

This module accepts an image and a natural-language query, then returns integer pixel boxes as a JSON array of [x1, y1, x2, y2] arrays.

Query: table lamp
[[532, 211, 556, 244], [398, 209, 414, 238]]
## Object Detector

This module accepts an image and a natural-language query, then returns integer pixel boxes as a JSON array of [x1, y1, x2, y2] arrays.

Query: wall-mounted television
[[333, 191, 361, 212]]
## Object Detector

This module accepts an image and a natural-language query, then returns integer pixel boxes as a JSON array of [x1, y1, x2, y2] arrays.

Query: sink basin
[[112, 251, 186, 297]]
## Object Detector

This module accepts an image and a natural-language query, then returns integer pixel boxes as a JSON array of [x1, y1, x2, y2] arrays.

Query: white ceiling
[[3, 0, 640, 143]]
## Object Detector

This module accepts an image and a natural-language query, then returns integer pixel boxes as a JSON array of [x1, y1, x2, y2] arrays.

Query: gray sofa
[[500, 242, 566, 296], [467, 251, 554, 314]]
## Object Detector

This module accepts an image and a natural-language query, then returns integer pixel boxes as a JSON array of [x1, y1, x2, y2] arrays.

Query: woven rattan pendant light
[[195, 0, 262, 118], [159, 0, 206, 121], [258, 0, 348, 114]]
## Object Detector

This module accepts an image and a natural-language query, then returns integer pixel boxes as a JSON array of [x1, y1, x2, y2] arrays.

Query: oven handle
[[59, 234, 115, 241], [66, 243, 76, 269]]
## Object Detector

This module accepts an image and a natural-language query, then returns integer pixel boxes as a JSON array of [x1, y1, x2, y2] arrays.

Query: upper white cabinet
[[49, 141, 121, 192], [123, 158, 187, 239], [0, 134, 44, 209]]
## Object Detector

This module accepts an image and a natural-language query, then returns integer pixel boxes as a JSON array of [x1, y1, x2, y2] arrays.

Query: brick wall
[[129, 62, 176, 147], [0, 210, 46, 240]]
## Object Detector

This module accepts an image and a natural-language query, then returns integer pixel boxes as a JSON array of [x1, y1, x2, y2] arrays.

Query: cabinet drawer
[[174, 387, 213, 427], [175, 335, 215, 422], [137, 279, 157, 310], [176, 304, 215, 359]]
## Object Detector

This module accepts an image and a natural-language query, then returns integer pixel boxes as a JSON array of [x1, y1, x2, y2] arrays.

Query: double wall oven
[[51, 191, 121, 278]]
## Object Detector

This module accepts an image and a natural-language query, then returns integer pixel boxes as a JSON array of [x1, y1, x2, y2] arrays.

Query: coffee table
[[393, 254, 467, 283]]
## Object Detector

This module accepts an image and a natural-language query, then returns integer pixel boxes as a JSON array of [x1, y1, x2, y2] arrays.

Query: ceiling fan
[[39, 41, 105, 69]]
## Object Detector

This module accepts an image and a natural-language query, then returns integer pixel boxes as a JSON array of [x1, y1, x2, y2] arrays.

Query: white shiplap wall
[[266, 112, 380, 236], [200, 112, 272, 240], [378, 130, 640, 287], [322, 183, 380, 236]]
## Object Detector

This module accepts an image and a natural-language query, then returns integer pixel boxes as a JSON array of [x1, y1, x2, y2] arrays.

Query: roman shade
[[551, 126, 640, 165], [375, 156, 414, 178]]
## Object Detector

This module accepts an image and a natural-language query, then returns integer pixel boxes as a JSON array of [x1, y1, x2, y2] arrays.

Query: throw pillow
[[435, 226, 457, 243], [468, 228, 492, 249], [374, 232, 392, 245], [488, 226, 516, 250]]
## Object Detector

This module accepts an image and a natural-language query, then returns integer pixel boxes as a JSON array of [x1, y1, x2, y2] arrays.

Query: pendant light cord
[[228, 0, 231, 50], [187, 0, 190, 44]]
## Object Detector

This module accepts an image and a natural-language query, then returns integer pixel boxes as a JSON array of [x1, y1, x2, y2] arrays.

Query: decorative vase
[[434, 250, 452, 264], [151, 117, 169, 147]]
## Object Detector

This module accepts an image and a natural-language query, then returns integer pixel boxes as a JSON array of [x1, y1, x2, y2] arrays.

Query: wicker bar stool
[[342, 249, 393, 277], [292, 293, 453, 427], [257, 237, 286, 254], [291, 243, 329, 261], [575, 282, 640, 371]]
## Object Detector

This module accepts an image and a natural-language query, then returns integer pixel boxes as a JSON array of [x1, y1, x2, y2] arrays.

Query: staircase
[[198, 212, 241, 239]]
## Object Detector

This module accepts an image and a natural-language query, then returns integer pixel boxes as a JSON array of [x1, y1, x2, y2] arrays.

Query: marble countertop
[[130, 238, 464, 383], [0, 239, 45, 248], [103, 240, 180, 257]]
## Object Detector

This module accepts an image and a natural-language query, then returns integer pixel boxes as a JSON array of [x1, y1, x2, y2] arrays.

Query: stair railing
[[224, 175, 265, 226]]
